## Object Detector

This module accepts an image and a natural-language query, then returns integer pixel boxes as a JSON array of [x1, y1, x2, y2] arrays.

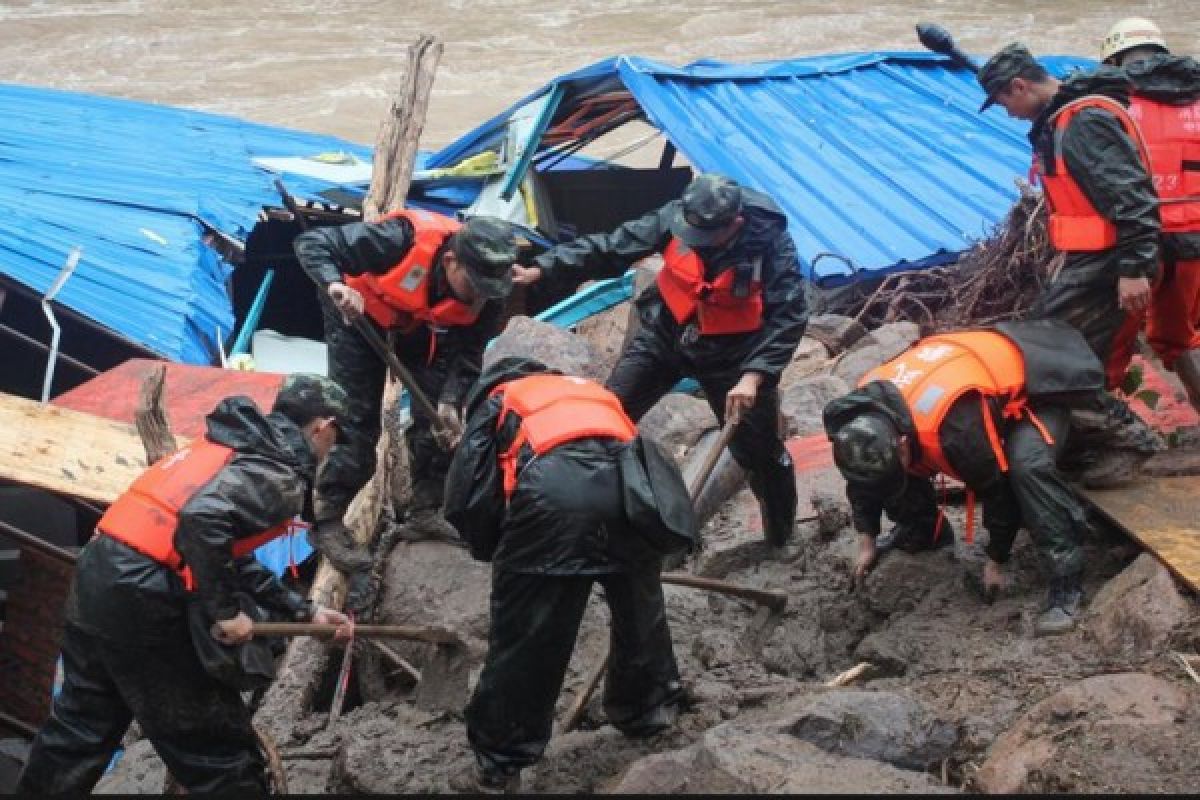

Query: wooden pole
[[134, 364, 178, 464], [363, 34, 444, 221]]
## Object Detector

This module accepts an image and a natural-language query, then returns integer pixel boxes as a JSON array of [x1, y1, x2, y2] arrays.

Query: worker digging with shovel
[[293, 210, 519, 610]]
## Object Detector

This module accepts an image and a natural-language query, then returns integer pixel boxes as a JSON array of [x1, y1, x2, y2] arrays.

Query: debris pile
[[821, 185, 1058, 331]]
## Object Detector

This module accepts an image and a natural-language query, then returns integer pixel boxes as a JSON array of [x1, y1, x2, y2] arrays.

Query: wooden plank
[[0, 391, 190, 505], [1081, 476, 1200, 593]]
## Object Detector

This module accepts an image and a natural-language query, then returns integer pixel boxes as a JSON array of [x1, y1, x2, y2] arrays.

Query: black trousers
[[465, 569, 683, 772], [15, 624, 265, 794], [605, 322, 798, 546], [885, 409, 1087, 579], [318, 297, 450, 517]]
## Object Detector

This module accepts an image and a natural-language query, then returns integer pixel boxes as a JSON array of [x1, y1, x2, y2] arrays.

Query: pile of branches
[[818, 182, 1063, 332]]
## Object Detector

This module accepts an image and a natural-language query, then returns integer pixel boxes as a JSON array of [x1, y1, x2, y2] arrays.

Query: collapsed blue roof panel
[[433, 51, 1095, 283], [0, 83, 373, 362]]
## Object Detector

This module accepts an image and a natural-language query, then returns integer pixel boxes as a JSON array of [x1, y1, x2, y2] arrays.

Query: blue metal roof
[[0, 83, 373, 363], [430, 51, 1095, 284]]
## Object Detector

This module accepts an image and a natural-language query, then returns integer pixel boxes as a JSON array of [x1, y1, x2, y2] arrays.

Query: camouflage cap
[[671, 173, 744, 248], [977, 43, 1039, 111], [830, 412, 904, 489], [454, 216, 518, 300], [272, 373, 350, 428]]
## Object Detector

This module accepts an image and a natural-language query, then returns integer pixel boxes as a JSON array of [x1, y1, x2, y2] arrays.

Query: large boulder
[[804, 314, 869, 356], [779, 337, 832, 388], [485, 316, 605, 382], [780, 374, 849, 437], [1085, 553, 1190, 658], [612, 721, 955, 794], [976, 673, 1190, 794], [774, 690, 959, 770], [834, 321, 920, 385], [638, 392, 717, 458]]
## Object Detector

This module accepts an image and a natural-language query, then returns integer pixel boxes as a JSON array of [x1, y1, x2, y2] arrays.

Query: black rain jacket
[[532, 188, 808, 386], [821, 320, 1103, 538], [66, 398, 317, 644], [443, 360, 685, 575], [294, 216, 505, 406], [1030, 68, 1162, 283]]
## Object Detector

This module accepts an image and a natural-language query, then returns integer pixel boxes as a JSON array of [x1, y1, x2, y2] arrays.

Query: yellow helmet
[[1100, 17, 1168, 64]]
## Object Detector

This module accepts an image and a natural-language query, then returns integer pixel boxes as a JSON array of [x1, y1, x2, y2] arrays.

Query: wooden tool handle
[[252, 622, 463, 645], [661, 571, 788, 611]]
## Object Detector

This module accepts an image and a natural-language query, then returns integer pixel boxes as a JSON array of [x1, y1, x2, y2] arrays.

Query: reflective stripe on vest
[[96, 440, 293, 590], [1129, 93, 1200, 235], [1038, 95, 1154, 252], [490, 374, 637, 500], [344, 209, 481, 331], [656, 238, 764, 335]]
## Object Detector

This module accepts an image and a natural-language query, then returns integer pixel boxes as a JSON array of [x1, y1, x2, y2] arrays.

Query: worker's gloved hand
[[511, 264, 543, 286], [327, 281, 365, 324], [433, 402, 464, 451], [312, 605, 355, 641], [211, 611, 255, 646], [1117, 275, 1153, 314]]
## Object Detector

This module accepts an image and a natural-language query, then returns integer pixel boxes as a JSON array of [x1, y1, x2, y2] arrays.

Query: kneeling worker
[[444, 357, 695, 792], [823, 321, 1105, 636]]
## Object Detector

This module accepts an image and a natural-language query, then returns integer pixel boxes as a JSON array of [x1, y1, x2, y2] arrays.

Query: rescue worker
[[512, 173, 807, 550], [15, 376, 354, 794], [977, 43, 1164, 484], [824, 320, 1106, 637], [444, 357, 692, 792], [294, 211, 518, 571], [1100, 18, 1200, 412]]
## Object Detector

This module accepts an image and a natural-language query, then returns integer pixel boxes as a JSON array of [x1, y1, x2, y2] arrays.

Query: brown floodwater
[[0, 1, 1194, 148]]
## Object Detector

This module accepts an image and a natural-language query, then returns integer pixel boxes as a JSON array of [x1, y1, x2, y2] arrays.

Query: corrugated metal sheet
[[430, 51, 1095, 283], [0, 83, 372, 362]]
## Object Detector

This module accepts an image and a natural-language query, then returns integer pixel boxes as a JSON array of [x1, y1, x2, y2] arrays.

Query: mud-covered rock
[[638, 392, 717, 459], [834, 321, 920, 385], [779, 337, 832, 388], [1085, 553, 1189, 658], [804, 314, 868, 356], [860, 548, 958, 616], [774, 689, 958, 770], [484, 315, 604, 382], [612, 722, 955, 793], [976, 673, 1190, 794], [780, 374, 850, 437], [810, 489, 851, 539]]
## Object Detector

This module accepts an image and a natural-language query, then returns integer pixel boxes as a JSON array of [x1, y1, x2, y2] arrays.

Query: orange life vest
[[656, 238, 764, 335], [96, 440, 294, 590], [490, 374, 637, 500], [860, 331, 1055, 545], [344, 209, 481, 332], [859, 331, 1057, 480], [1128, 93, 1200, 235], [1036, 95, 1155, 252]]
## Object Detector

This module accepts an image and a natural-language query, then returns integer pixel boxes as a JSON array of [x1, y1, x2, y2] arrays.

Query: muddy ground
[[96, 314, 1200, 794], [97, 494, 1200, 795]]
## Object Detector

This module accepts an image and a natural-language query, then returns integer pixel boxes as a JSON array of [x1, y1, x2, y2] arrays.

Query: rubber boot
[[448, 758, 521, 794], [1174, 348, 1200, 415], [1035, 572, 1084, 637], [747, 457, 798, 549]]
